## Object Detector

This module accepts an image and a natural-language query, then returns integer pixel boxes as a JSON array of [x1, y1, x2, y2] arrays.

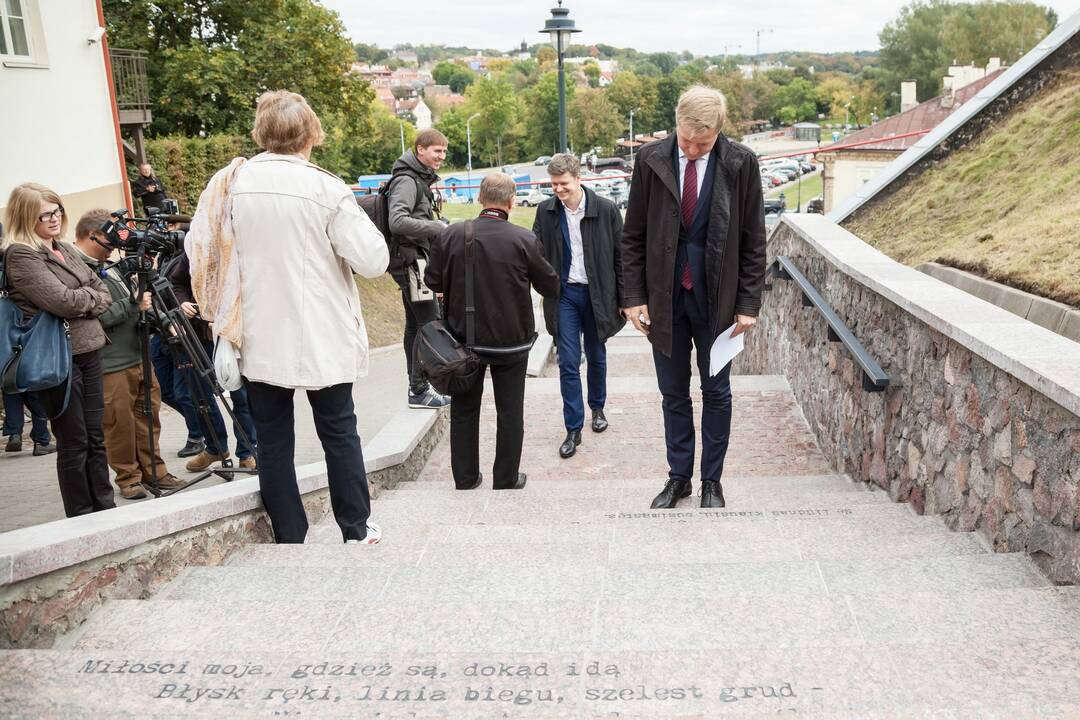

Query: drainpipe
[[96, 0, 133, 212]]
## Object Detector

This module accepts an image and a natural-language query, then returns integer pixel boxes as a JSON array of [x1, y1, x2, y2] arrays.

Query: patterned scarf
[[184, 157, 246, 347]]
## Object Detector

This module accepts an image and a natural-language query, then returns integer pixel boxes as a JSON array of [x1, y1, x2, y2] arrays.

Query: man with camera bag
[[387, 129, 453, 410], [425, 174, 559, 491]]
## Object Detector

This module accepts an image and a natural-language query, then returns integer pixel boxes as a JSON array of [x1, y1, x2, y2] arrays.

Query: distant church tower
[[519, 39, 530, 61]]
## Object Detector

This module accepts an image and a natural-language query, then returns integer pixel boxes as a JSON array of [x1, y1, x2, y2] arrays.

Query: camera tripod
[[110, 249, 258, 497]]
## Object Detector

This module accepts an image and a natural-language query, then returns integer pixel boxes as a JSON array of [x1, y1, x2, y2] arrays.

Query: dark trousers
[[450, 356, 528, 489], [3, 392, 50, 445], [192, 339, 257, 459], [556, 283, 607, 432], [52, 351, 115, 517], [652, 287, 733, 484], [244, 380, 372, 543], [150, 335, 202, 441], [401, 290, 440, 396]]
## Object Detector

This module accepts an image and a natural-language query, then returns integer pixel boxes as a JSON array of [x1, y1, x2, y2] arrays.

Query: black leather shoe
[[591, 409, 608, 433], [495, 473, 527, 490], [32, 442, 57, 456], [5, 434, 22, 453], [650, 478, 691, 509], [559, 430, 582, 458], [457, 472, 482, 490], [700, 480, 726, 508]]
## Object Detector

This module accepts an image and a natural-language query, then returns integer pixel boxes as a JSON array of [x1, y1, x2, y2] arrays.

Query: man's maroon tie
[[680, 158, 698, 290]]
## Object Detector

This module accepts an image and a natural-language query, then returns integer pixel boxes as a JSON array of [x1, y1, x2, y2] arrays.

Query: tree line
[[103, 0, 1058, 188]]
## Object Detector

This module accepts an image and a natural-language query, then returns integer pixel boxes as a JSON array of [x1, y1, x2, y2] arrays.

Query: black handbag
[[414, 221, 482, 396]]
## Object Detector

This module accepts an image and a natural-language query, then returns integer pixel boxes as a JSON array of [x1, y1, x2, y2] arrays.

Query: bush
[[141, 135, 257, 214]]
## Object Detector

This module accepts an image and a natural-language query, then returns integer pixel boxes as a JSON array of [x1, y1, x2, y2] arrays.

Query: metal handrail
[[768, 255, 890, 392]]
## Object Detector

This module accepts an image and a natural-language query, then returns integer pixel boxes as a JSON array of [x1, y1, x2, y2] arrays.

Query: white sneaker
[[345, 522, 382, 545]]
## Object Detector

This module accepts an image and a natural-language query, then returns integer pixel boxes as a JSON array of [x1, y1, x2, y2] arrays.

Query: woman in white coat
[[187, 90, 389, 544]]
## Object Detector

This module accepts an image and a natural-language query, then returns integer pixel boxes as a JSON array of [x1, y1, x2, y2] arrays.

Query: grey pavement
[[0, 344, 411, 533], [2, 336, 1076, 718]]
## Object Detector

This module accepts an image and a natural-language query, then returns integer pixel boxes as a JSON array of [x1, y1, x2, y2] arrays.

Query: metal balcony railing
[[109, 48, 150, 113]]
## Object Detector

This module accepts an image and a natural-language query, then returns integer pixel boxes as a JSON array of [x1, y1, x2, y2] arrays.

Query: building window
[[0, 0, 32, 58]]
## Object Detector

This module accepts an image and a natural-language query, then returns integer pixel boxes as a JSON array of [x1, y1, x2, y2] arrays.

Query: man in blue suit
[[621, 86, 767, 509]]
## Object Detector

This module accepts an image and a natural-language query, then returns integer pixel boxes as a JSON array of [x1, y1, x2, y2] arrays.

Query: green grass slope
[[845, 69, 1080, 307]]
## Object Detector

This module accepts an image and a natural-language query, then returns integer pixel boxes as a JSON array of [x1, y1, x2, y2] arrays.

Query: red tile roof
[[821, 69, 1006, 153]]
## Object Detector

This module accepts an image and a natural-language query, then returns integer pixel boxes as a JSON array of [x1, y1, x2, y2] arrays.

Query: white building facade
[[0, 0, 127, 228]]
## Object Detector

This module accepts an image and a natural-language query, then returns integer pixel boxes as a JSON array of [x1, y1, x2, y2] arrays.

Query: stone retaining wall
[[737, 218, 1080, 583], [0, 411, 448, 649]]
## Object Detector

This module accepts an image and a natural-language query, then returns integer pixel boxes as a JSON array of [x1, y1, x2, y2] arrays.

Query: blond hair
[[3, 183, 66, 251], [478, 173, 517, 208], [675, 85, 728, 136], [251, 90, 326, 154]]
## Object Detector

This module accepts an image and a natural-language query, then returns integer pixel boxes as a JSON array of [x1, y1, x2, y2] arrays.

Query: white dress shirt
[[677, 149, 708, 201], [563, 191, 589, 284]]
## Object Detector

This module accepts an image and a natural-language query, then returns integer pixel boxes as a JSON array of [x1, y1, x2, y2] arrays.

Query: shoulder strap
[[464, 220, 475, 348]]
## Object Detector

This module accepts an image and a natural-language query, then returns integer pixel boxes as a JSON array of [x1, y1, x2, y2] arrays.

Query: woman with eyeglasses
[[2, 183, 115, 516]]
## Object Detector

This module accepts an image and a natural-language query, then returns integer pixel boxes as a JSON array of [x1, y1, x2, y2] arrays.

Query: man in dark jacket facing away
[[621, 85, 767, 510], [532, 153, 625, 459], [387, 129, 452, 410], [426, 173, 560, 490]]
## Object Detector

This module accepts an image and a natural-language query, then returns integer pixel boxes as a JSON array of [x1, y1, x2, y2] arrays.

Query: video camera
[[99, 207, 189, 261]]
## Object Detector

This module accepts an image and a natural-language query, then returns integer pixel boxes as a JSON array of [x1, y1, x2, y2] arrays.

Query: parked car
[[763, 197, 786, 214], [533, 155, 552, 166], [515, 188, 547, 207], [806, 197, 824, 214], [501, 165, 516, 175], [763, 173, 786, 186], [589, 156, 629, 172]]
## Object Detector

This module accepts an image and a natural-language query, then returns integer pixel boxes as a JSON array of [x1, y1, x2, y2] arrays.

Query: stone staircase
[[1, 334, 1078, 718]]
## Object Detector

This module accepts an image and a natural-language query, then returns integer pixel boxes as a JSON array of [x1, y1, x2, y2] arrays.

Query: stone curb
[[0, 408, 444, 589]]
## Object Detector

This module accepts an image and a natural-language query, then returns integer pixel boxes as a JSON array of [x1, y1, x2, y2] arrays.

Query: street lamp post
[[628, 109, 635, 166], [540, 1, 580, 154], [466, 112, 481, 203]]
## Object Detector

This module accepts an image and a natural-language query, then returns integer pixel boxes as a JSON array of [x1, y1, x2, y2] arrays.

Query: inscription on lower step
[[72, 657, 818, 714], [607, 508, 855, 520]]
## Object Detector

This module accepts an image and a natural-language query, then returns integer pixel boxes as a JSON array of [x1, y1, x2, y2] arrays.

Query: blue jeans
[[3, 392, 51, 445], [556, 283, 607, 432], [150, 335, 203, 441], [193, 339, 257, 459]]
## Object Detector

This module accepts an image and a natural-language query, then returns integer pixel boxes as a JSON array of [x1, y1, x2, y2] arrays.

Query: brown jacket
[[3, 241, 112, 355], [621, 134, 767, 357]]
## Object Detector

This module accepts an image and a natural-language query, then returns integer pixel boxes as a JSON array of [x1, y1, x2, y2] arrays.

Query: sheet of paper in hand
[[709, 322, 745, 377]]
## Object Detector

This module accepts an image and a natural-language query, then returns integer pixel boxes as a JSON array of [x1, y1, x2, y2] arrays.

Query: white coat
[[229, 153, 389, 389]]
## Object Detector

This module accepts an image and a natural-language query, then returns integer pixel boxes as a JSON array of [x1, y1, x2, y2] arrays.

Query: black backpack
[[356, 171, 427, 257]]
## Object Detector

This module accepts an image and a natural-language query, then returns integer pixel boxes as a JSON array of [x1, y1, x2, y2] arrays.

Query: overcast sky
[[320, 0, 1077, 56]]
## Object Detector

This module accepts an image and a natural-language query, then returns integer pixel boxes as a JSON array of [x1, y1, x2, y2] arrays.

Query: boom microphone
[[163, 214, 193, 224]]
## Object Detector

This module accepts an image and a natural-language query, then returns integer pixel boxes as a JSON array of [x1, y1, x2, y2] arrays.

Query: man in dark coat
[[387, 128, 452, 410], [131, 164, 167, 214], [532, 153, 625, 459], [621, 85, 767, 509], [426, 173, 559, 491]]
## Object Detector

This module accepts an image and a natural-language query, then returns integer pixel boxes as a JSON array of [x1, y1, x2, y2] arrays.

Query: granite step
[[68, 587, 1080, 655], [7, 639, 1080, 719], [162, 553, 1047, 604]]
